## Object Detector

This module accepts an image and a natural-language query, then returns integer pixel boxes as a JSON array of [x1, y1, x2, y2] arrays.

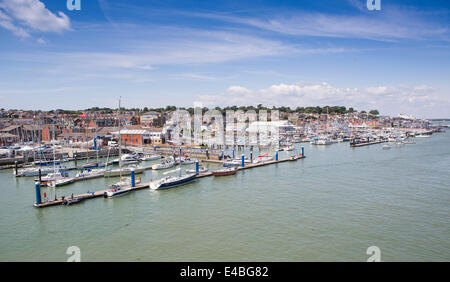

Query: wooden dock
[[33, 155, 305, 208]]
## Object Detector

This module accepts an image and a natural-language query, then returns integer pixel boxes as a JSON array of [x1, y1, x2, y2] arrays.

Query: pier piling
[[195, 161, 199, 175], [35, 182, 41, 205], [241, 154, 245, 167], [301, 146, 304, 157], [131, 169, 136, 188]]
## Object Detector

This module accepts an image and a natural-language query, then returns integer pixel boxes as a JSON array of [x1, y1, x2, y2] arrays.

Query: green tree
[[369, 110, 379, 116]]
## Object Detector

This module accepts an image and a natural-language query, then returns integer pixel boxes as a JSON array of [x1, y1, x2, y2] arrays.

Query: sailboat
[[252, 152, 273, 164], [104, 98, 133, 198], [149, 159, 196, 190], [47, 128, 74, 187]]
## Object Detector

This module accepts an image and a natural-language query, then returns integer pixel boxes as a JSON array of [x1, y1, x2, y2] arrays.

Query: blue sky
[[0, 0, 449, 118]]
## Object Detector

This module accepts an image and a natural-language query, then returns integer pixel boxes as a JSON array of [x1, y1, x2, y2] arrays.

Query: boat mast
[[85, 120, 89, 162], [118, 97, 122, 182]]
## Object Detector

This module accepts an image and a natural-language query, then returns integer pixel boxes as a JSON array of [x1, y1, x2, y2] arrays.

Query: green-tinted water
[[0, 132, 449, 261]]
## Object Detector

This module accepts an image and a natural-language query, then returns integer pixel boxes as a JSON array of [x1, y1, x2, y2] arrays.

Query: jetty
[[350, 140, 387, 147], [33, 154, 306, 208]]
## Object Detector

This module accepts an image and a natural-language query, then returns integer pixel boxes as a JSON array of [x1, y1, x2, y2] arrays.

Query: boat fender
[[103, 192, 107, 198]]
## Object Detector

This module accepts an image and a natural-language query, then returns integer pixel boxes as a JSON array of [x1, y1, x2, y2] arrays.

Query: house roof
[[0, 125, 21, 132]]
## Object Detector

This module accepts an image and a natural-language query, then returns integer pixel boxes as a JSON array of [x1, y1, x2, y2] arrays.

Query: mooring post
[[275, 151, 279, 161], [241, 154, 245, 167], [14, 161, 18, 176], [35, 181, 41, 205], [301, 146, 305, 157], [195, 160, 199, 175], [131, 169, 136, 187], [74, 152, 77, 168]]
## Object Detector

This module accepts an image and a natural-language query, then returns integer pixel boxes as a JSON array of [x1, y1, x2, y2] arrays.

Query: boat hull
[[105, 168, 145, 177], [151, 174, 196, 190], [212, 168, 238, 176]]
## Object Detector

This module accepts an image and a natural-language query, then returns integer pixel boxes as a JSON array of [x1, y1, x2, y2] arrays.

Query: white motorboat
[[311, 138, 331, 145], [75, 168, 105, 178], [177, 157, 196, 165], [39, 171, 69, 182], [14, 166, 63, 177], [105, 164, 145, 177], [282, 145, 295, 151], [112, 153, 140, 165], [140, 154, 161, 161], [104, 184, 132, 197], [105, 176, 142, 197], [186, 165, 208, 174], [223, 159, 241, 166], [252, 155, 274, 164], [152, 158, 175, 170]]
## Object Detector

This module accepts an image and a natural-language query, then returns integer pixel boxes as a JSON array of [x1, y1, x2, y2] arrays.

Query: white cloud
[[186, 7, 449, 42], [197, 81, 449, 118], [0, 9, 29, 37], [0, 0, 70, 37]]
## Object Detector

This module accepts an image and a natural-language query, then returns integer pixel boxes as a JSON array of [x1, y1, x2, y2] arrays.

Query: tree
[[369, 110, 379, 116]]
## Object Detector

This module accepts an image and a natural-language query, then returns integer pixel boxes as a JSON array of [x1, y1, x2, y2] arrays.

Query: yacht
[[312, 136, 332, 145], [152, 157, 175, 170], [112, 153, 140, 165], [75, 168, 105, 178], [47, 177, 75, 187], [14, 166, 60, 177], [177, 157, 196, 165], [252, 155, 274, 164], [149, 173, 196, 190], [186, 165, 208, 174], [38, 171, 69, 184], [140, 154, 161, 161], [105, 164, 145, 177]]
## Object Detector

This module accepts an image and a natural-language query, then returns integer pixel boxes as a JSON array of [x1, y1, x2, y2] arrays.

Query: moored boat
[[152, 158, 175, 170], [48, 177, 75, 187], [140, 154, 161, 161], [105, 164, 145, 177], [149, 173, 196, 190], [186, 165, 208, 174], [212, 167, 238, 176]]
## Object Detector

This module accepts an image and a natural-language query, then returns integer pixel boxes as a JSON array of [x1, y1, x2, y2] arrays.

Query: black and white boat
[[150, 173, 196, 190]]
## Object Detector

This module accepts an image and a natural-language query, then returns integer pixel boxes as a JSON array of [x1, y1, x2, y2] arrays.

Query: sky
[[0, 0, 449, 118]]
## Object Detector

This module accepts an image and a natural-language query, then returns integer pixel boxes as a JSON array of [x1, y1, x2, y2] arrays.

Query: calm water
[[0, 132, 449, 261]]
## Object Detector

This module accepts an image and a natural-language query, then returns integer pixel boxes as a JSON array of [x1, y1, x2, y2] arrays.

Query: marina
[[1, 131, 448, 261], [32, 154, 305, 208]]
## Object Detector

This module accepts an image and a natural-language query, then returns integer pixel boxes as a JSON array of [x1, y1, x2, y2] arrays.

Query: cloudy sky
[[0, 0, 449, 118]]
